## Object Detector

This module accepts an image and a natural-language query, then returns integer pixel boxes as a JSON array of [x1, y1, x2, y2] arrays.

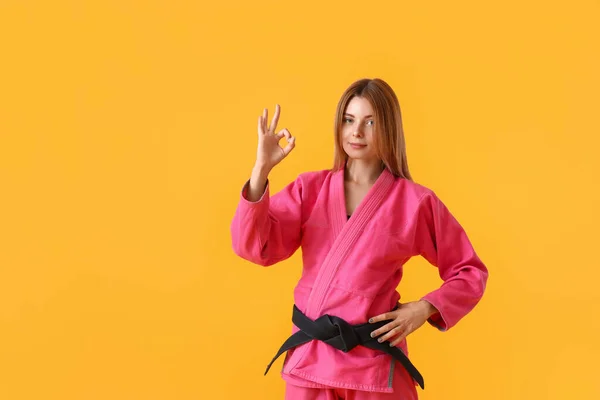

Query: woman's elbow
[[231, 240, 278, 267]]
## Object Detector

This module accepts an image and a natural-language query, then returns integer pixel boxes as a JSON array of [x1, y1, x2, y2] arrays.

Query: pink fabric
[[285, 361, 418, 399], [231, 168, 488, 394]]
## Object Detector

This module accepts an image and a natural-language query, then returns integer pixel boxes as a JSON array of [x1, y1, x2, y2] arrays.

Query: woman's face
[[341, 96, 379, 163]]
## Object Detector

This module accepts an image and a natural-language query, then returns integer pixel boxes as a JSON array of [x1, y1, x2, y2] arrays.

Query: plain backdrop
[[1, 1, 599, 399]]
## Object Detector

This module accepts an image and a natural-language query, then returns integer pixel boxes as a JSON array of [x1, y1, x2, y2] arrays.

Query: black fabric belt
[[264, 305, 425, 389]]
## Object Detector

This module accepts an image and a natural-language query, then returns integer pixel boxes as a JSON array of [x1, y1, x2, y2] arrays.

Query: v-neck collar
[[331, 166, 395, 239], [305, 166, 396, 317]]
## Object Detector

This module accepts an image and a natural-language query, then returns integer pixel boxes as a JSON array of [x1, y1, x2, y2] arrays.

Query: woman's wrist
[[418, 299, 438, 319]]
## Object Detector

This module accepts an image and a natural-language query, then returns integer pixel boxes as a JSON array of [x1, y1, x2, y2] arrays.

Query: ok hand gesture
[[255, 104, 295, 172]]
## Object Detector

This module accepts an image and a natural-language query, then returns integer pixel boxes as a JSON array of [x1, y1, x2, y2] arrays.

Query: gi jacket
[[231, 168, 488, 393]]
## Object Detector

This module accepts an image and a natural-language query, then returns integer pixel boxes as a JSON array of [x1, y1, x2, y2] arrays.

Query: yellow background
[[1, 1, 598, 399]]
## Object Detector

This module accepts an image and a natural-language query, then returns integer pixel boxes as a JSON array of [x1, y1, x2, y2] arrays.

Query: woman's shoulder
[[392, 178, 461, 219], [293, 168, 333, 187], [392, 176, 438, 203], [285, 169, 333, 200], [297, 168, 332, 181]]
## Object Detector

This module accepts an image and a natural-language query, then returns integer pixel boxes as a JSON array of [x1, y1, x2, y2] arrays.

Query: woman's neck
[[344, 159, 384, 185]]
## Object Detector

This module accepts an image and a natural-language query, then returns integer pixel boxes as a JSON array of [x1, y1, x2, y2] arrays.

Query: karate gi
[[231, 167, 488, 398]]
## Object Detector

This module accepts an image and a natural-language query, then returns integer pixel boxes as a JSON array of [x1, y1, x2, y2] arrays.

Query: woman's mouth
[[349, 143, 367, 149]]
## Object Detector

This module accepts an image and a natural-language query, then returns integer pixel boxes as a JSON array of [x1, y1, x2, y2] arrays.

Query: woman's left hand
[[368, 300, 438, 348]]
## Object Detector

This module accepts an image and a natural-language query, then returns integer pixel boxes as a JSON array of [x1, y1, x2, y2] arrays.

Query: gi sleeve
[[230, 176, 303, 266], [414, 192, 489, 331]]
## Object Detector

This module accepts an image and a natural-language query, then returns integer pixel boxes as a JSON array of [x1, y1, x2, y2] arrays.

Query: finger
[[368, 312, 393, 324], [281, 136, 295, 156], [370, 321, 398, 339], [258, 116, 264, 135], [269, 104, 281, 134], [262, 108, 268, 133], [275, 128, 291, 140], [389, 333, 407, 348], [377, 326, 405, 344]]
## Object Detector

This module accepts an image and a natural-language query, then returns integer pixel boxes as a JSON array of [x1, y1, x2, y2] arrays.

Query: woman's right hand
[[255, 104, 295, 172]]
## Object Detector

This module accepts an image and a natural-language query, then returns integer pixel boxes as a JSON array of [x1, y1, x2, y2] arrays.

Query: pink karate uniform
[[231, 168, 488, 397]]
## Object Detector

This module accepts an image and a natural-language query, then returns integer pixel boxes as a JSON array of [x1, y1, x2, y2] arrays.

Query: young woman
[[231, 78, 488, 399]]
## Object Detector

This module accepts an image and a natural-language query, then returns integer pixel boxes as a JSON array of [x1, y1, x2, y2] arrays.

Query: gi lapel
[[304, 167, 395, 318]]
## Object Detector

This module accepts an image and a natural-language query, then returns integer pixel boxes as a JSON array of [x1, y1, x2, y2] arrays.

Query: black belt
[[264, 305, 425, 389]]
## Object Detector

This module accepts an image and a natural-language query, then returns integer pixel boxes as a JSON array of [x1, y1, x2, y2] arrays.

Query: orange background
[[1, 1, 599, 399]]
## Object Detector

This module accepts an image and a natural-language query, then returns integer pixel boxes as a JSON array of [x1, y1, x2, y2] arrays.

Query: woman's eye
[[366, 120, 374, 126], [344, 118, 353, 123]]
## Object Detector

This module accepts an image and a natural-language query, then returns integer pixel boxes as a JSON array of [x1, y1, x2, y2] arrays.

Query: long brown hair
[[332, 78, 412, 180]]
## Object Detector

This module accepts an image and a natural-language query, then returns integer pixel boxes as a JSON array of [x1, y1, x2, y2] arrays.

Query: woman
[[231, 78, 488, 399]]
